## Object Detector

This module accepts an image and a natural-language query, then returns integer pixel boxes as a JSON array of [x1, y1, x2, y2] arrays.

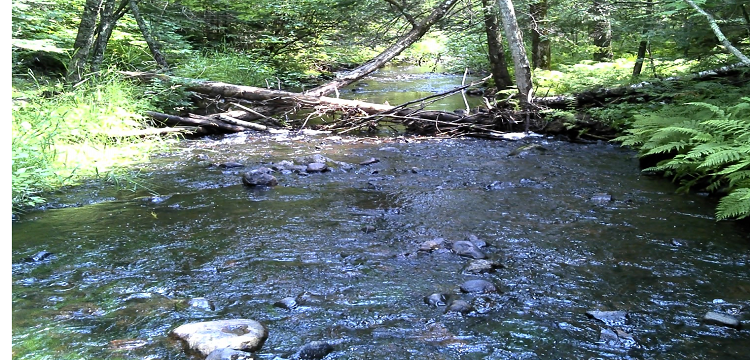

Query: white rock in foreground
[[170, 319, 268, 357]]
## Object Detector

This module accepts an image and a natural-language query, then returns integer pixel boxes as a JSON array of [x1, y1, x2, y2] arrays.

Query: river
[[11, 68, 750, 360]]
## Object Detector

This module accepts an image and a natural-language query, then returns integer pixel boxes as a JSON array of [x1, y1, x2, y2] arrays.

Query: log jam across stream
[[12, 131, 750, 359]]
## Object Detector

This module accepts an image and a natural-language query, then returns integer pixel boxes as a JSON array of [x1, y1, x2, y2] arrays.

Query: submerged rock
[[293, 340, 334, 360], [703, 311, 742, 329], [466, 234, 487, 248], [188, 297, 215, 311], [459, 279, 498, 294], [585, 310, 629, 327], [463, 259, 504, 274], [591, 193, 613, 204], [206, 348, 255, 360], [450, 241, 486, 259], [170, 319, 268, 357], [219, 162, 244, 169]]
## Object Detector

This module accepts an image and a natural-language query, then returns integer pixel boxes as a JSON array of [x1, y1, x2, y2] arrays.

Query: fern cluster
[[615, 97, 750, 220]]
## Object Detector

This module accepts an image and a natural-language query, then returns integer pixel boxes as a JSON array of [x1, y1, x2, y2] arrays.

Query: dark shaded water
[[12, 131, 749, 360]]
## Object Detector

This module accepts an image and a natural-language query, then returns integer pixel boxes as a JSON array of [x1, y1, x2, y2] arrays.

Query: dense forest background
[[10, 0, 750, 220]]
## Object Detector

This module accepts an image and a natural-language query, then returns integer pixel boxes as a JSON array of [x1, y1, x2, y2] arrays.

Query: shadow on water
[[12, 132, 750, 359]]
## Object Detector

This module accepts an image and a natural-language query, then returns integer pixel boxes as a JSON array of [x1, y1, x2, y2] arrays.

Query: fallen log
[[146, 111, 247, 133]]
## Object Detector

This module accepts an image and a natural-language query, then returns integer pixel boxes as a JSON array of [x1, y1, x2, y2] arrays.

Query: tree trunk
[[90, 0, 130, 73], [481, 0, 513, 89], [496, 0, 533, 101], [683, 0, 750, 64], [129, 0, 169, 69], [529, 0, 551, 70], [67, 0, 103, 82], [632, 0, 653, 77], [590, 0, 613, 62], [305, 0, 461, 97]]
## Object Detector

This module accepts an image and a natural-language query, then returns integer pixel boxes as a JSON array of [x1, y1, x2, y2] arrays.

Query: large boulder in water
[[170, 319, 268, 357], [242, 168, 278, 187]]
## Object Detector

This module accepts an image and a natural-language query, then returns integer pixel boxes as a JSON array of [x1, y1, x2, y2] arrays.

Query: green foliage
[[615, 97, 750, 220], [11, 71, 174, 213]]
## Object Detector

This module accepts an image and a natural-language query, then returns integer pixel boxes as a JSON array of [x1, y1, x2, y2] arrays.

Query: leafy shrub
[[615, 98, 750, 220]]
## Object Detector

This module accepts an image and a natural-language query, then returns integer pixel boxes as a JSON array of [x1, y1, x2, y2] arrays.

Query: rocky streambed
[[12, 131, 750, 359]]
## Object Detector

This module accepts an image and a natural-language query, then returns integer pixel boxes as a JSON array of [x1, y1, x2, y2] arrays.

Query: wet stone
[[206, 348, 255, 360], [585, 310, 629, 327], [293, 340, 334, 360], [450, 241, 486, 259], [419, 238, 445, 252], [424, 293, 447, 307], [274, 297, 298, 310], [219, 162, 244, 169], [359, 157, 380, 166], [464, 259, 504, 274], [306, 162, 328, 173], [445, 300, 472, 315], [466, 234, 487, 248], [242, 171, 278, 187], [24, 251, 54, 263], [471, 296, 496, 314], [108, 339, 149, 350], [171, 319, 267, 357], [591, 193, 613, 204], [124, 292, 154, 302], [188, 297, 215, 311], [460, 279, 498, 294], [703, 311, 742, 329]]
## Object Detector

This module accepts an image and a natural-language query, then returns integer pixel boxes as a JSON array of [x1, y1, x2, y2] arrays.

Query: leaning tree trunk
[[496, 0, 533, 101], [481, 0, 513, 89], [305, 0, 461, 97], [590, 0, 613, 62], [129, 0, 169, 69], [529, 0, 551, 70], [683, 0, 750, 64], [67, 0, 103, 82]]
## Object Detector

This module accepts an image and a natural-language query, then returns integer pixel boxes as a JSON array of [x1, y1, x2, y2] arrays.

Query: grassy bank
[[11, 71, 177, 214]]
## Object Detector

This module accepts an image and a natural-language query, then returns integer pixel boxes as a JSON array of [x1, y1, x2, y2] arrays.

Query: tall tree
[[529, 0, 551, 69], [481, 0, 513, 88], [632, 0, 653, 77], [67, 0, 103, 82], [590, 0, 612, 61], [496, 0, 533, 102]]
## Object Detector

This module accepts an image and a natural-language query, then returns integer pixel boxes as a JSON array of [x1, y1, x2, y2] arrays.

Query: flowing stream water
[[12, 68, 750, 360]]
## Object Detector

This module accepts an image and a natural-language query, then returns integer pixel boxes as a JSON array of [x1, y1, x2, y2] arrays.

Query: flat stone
[[170, 319, 268, 357], [273, 297, 298, 310], [219, 162, 244, 168], [24, 251, 53, 263], [585, 310, 629, 327], [703, 311, 742, 329], [459, 279, 497, 294], [591, 193, 613, 204], [466, 234, 487, 248]]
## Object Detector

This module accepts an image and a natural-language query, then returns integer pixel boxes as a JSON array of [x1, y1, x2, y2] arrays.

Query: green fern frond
[[716, 188, 750, 220], [686, 102, 725, 117], [698, 149, 745, 169]]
